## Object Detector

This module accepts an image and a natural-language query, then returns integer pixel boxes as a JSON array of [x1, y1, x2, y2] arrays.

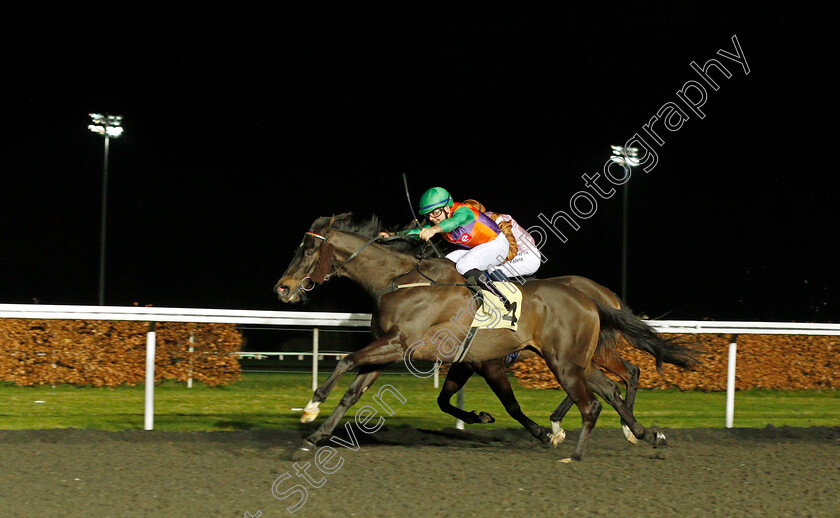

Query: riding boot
[[463, 269, 514, 312]]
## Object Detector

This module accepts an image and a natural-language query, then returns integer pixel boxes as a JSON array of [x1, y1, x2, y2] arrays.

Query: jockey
[[387, 187, 514, 310], [463, 199, 542, 278]]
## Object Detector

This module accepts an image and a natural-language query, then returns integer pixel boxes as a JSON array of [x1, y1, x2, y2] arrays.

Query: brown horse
[[275, 214, 700, 460], [438, 275, 704, 444], [437, 275, 644, 444]]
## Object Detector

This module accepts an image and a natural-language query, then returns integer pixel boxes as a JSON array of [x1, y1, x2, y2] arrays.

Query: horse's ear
[[328, 212, 353, 227]]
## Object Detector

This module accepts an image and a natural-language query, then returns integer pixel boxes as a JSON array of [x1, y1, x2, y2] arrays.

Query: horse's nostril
[[275, 284, 289, 295]]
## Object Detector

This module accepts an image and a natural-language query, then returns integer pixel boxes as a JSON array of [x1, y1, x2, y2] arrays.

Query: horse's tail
[[595, 301, 702, 372]]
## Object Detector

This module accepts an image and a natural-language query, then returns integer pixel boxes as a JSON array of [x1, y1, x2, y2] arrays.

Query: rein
[[300, 231, 466, 298], [298, 232, 389, 291], [328, 235, 383, 278]]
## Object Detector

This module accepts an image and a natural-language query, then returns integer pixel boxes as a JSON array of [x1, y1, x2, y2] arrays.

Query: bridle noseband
[[307, 232, 335, 284], [292, 231, 382, 296]]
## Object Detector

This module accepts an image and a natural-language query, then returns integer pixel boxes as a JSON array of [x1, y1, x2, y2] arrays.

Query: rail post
[[726, 334, 738, 428], [144, 322, 156, 430], [312, 328, 319, 391], [187, 330, 194, 389]]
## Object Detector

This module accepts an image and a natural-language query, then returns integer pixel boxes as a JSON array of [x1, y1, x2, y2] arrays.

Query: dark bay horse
[[438, 275, 700, 445], [438, 275, 641, 444], [275, 214, 700, 460]]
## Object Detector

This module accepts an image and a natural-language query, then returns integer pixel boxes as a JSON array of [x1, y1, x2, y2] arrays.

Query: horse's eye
[[305, 249, 314, 257]]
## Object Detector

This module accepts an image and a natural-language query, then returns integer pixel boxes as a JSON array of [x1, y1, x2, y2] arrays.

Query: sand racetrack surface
[[1, 425, 838, 517]]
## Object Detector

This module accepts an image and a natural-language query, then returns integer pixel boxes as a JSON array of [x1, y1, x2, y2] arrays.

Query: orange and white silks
[[442, 202, 502, 248]]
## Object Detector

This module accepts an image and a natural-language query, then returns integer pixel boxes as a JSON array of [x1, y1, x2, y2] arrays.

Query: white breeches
[[446, 233, 510, 275], [497, 239, 543, 277]]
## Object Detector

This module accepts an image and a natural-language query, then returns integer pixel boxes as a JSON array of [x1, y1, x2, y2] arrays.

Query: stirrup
[[468, 270, 514, 312]]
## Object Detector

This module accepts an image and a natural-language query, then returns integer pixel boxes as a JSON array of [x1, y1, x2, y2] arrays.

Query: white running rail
[[2, 304, 838, 430]]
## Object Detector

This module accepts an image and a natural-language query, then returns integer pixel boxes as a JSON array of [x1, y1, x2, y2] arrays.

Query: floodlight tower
[[88, 113, 124, 305], [610, 145, 640, 303]]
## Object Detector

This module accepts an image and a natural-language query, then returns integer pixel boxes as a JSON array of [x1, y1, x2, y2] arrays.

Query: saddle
[[468, 279, 523, 331], [450, 271, 524, 363]]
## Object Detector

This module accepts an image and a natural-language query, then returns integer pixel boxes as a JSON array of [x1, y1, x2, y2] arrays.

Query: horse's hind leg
[[619, 358, 640, 414], [301, 330, 402, 422], [548, 356, 641, 445], [548, 396, 574, 445], [477, 360, 549, 443], [616, 358, 640, 443], [585, 366, 666, 447], [596, 350, 641, 443], [546, 359, 602, 461]]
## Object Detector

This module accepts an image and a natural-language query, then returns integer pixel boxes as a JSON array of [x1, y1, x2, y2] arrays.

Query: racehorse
[[437, 275, 639, 444], [274, 214, 700, 461], [438, 275, 698, 445]]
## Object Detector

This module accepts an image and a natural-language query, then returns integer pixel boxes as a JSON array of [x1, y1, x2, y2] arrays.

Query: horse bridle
[[291, 229, 452, 299], [292, 230, 383, 296]]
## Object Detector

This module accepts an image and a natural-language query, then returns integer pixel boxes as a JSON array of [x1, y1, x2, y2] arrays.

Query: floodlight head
[[88, 113, 124, 138], [611, 145, 639, 165], [610, 149, 640, 167]]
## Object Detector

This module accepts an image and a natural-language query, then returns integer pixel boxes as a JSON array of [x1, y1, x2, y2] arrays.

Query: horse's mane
[[309, 213, 433, 256]]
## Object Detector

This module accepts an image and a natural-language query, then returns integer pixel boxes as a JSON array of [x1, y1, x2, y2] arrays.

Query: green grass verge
[[1, 372, 837, 431]]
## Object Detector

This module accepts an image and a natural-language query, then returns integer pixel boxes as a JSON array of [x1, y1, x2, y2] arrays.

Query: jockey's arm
[[397, 206, 474, 237], [397, 226, 426, 237], [436, 206, 474, 233]]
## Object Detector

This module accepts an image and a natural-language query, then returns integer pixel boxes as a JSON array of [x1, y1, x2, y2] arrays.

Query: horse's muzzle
[[275, 278, 310, 303], [274, 282, 295, 303]]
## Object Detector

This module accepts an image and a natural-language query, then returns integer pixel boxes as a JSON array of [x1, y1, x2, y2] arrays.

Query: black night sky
[[1, 6, 836, 322]]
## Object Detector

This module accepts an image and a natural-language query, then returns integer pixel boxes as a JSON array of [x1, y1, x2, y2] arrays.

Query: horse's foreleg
[[301, 331, 401, 423], [478, 360, 549, 443], [437, 363, 494, 424], [303, 368, 384, 448]]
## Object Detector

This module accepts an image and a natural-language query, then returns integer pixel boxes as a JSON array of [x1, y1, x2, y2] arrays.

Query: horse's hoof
[[549, 428, 566, 447], [654, 431, 667, 447], [476, 411, 495, 424], [300, 410, 319, 423], [288, 440, 316, 461], [537, 428, 552, 444], [645, 428, 667, 447], [300, 401, 321, 423], [622, 424, 638, 445]]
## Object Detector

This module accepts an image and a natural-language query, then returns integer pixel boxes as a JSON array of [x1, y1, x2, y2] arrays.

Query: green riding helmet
[[418, 187, 454, 215]]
